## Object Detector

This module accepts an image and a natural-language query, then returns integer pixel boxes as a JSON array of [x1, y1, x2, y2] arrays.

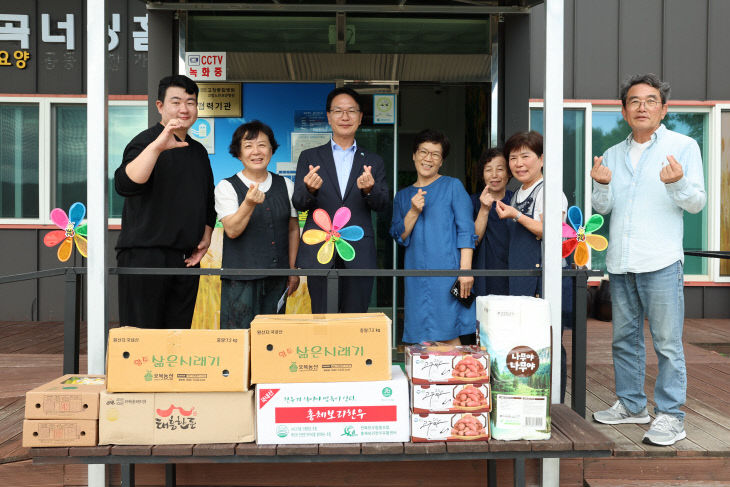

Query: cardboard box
[[99, 390, 255, 445], [250, 313, 391, 384], [106, 327, 249, 392], [25, 375, 105, 419], [23, 419, 98, 447], [411, 383, 491, 414], [411, 412, 490, 442], [405, 344, 489, 385], [256, 365, 409, 444], [477, 295, 551, 440]]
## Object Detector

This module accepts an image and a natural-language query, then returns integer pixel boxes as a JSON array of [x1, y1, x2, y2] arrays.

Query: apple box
[[405, 344, 489, 385]]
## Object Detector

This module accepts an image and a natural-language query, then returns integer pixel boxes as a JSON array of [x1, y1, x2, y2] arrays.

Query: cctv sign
[[185, 52, 226, 81]]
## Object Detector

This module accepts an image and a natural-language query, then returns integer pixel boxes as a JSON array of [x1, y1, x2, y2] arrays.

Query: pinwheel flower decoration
[[302, 207, 364, 264], [562, 206, 608, 267], [43, 202, 88, 262]]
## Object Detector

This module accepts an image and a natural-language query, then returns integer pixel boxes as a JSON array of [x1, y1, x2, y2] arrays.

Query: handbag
[[450, 278, 476, 308]]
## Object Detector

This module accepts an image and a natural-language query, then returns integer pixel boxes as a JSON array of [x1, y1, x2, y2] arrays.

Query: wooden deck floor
[[0, 319, 728, 486]]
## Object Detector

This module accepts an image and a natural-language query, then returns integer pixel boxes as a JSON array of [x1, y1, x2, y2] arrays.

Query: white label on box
[[495, 395, 547, 430], [412, 384, 490, 412], [256, 366, 409, 444]]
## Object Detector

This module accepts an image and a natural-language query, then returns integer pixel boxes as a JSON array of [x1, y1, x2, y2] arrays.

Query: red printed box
[[405, 344, 489, 384], [411, 412, 490, 442], [411, 383, 491, 414]]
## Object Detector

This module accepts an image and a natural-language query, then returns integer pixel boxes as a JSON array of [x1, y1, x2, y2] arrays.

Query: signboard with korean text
[[0, 0, 148, 95], [185, 51, 226, 81], [197, 82, 241, 118]]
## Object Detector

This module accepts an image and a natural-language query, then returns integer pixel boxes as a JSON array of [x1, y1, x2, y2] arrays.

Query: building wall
[[0, 0, 148, 95], [529, 0, 730, 100], [0, 229, 120, 321]]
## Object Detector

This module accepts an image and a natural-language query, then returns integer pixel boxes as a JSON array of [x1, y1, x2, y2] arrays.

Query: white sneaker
[[593, 400, 650, 425], [642, 414, 686, 446]]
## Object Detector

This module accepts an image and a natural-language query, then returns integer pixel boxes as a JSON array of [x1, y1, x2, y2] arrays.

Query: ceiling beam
[[145, 3, 530, 14]]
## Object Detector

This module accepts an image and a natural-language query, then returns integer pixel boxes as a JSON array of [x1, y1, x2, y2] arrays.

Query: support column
[[86, 4, 108, 487], [503, 13, 530, 142], [148, 10, 175, 125], [542, 0, 564, 485]]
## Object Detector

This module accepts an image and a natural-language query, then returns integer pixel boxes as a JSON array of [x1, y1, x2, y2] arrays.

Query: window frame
[[712, 103, 730, 283], [0, 96, 146, 226]]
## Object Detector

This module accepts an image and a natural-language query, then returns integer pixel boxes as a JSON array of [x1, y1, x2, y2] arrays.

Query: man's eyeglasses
[[329, 108, 361, 118], [628, 98, 661, 110], [416, 148, 443, 162]]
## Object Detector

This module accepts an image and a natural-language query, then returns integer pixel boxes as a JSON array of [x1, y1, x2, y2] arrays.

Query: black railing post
[[326, 269, 339, 313], [121, 463, 135, 487], [165, 463, 176, 487], [63, 268, 81, 375], [571, 269, 588, 417]]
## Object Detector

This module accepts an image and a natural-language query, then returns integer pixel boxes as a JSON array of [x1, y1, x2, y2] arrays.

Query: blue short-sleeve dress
[[390, 176, 476, 343]]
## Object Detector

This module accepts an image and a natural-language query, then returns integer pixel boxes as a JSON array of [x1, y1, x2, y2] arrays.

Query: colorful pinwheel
[[43, 202, 88, 262], [302, 207, 364, 264], [562, 206, 608, 267]]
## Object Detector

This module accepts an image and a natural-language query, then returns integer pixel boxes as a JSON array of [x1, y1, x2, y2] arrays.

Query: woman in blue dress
[[472, 147, 513, 297], [390, 129, 476, 345]]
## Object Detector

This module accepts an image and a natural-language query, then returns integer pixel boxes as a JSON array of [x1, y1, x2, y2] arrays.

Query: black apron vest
[[222, 173, 291, 280]]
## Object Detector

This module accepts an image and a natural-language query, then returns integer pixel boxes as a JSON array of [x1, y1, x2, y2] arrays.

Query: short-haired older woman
[[472, 147, 512, 297], [214, 120, 300, 329], [390, 129, 476, 345], [495, 130, 573, 401]]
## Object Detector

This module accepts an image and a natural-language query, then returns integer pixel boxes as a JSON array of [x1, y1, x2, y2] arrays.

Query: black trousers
[[307, 256, 374, 313], [117, 248, 199, 329]]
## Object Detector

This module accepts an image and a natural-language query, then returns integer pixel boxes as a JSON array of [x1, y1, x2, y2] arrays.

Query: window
[[0, 98, 146, 224], [591, 109, 709, 276], [528, 106, 588, 209], [0, 104, 39, 218], [53, 102, 147, 219]]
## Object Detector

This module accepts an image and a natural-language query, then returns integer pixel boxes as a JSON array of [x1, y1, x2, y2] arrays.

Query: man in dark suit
[[292, 87, 389, 313]]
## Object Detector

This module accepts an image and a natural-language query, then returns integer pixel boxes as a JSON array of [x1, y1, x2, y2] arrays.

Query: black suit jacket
[[292, 141, 389, 269]]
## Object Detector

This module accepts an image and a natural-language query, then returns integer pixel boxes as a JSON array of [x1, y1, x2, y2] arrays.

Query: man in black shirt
[[114, 75, 215, 328]]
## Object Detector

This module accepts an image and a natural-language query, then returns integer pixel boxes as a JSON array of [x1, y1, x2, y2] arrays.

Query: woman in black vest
[[214, 121, 300, 328]]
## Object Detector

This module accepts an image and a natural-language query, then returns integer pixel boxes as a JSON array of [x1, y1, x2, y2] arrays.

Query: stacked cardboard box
[[23, 375, 105, 447], [251, 313, 410, 444], [99, 328, 255, 445], [477, 295, 552, 441], [405, 344, 491, 442]]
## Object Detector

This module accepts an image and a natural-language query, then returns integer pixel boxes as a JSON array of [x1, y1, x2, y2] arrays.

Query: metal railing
[[0, 266, 601, 417]]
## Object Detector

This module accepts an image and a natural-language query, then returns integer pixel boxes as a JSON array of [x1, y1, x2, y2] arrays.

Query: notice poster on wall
[[373, 94, 395, 124], [189, 118, 215, 154], [291, 132, 332, 165]]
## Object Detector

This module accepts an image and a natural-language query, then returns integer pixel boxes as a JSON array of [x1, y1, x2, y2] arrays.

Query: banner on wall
[[190, 118, 215, 154]]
